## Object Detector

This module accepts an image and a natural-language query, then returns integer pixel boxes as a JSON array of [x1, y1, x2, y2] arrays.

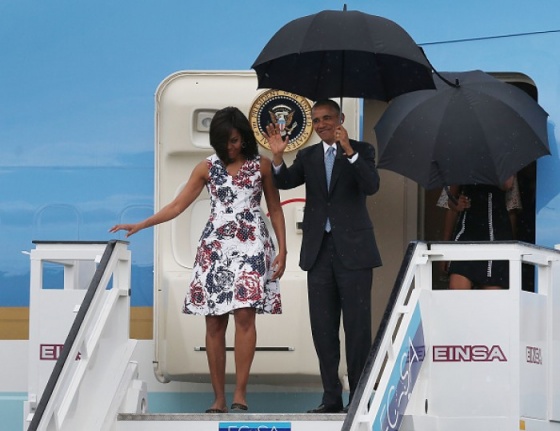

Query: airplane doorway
[[423, 73, 539, 291]]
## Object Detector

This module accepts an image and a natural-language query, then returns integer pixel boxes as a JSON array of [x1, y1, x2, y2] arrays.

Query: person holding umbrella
[[445, 176, 516, 290], [266, 99, 382, 413], [435, 177, 523, 278]]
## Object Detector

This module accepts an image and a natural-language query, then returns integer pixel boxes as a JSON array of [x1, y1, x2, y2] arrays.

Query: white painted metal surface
[[116, 413, 344, 431], [24, 241, 146, 431], [23, 240, 560, 430], [345, 241, 560, 431]]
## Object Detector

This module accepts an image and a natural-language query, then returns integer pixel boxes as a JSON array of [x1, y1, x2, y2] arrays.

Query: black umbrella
[[375, 70, 550, 190], [251, 7, 435, 103]]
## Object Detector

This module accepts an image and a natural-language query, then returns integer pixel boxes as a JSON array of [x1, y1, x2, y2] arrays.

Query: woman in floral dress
[[109, 107, 287, 413]]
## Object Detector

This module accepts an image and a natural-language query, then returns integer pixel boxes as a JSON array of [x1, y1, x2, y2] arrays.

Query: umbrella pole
[[339, 48, 345, 117]]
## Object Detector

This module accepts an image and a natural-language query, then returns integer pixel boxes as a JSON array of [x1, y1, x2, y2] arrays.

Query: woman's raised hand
[[109, 223, 142, 238]]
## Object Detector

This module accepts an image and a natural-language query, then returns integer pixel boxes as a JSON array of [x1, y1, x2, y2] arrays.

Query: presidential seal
[[249, 89, 313, 152]]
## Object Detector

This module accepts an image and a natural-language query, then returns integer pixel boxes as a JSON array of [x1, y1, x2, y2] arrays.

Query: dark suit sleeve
[[273, 148, 308, 190], [349, 141, 380, 196]]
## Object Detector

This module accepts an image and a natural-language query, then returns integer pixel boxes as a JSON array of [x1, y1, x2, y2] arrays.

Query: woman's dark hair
[[209, 107, 259, 164]]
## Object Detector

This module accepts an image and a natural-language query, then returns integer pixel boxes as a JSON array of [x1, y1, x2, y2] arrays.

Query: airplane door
[[153, 70, 361, 384]]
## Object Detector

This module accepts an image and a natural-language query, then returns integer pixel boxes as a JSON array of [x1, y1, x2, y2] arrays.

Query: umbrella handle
[[445, 186, 458, 206]]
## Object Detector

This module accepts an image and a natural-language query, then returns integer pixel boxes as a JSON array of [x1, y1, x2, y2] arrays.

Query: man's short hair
[[312, 99, 341, 115]]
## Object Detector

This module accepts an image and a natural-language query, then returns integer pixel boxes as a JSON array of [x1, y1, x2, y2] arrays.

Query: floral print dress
[[183, 154, 282, 316]]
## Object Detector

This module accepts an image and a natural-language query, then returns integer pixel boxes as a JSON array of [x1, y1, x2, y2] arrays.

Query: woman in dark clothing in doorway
[[446, 176, 515, 290]]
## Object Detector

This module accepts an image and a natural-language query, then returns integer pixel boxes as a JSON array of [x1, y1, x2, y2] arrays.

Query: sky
[[1, 0, 560, 305], [1, 0, 559, 167]]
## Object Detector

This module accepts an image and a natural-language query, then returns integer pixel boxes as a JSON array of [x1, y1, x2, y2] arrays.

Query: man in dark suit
[[266, 99, 382, 413]]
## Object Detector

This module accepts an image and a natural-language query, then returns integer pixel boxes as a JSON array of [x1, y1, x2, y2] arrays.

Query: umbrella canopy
[[251, 8, 435, 102], [375, 70, 550, 189]]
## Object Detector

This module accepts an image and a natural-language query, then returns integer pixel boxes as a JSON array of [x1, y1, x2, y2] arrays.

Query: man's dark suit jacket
[[274, 139, 382, 271]]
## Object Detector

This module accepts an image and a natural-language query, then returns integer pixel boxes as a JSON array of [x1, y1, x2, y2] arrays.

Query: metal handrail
[[27, 240, 133, 431], [343, 240, 560, 431]]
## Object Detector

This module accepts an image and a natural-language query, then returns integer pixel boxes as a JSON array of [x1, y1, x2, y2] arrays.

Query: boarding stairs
[[24, 241, 146, 431], [25, 240, 560, 431]]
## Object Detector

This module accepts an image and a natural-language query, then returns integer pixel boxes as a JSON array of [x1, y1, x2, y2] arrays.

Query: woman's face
[[227, 128, 243, 161]]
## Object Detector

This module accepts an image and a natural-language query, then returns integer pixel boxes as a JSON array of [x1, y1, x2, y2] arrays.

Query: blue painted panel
[[374, 305, 424, 431], [0, 393, 26, 430]]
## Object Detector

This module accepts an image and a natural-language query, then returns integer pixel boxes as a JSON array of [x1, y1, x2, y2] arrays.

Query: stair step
[[117, 413, 345, 431]]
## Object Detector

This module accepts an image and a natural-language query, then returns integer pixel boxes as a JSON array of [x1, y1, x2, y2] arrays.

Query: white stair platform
[[116, 413, 345, 431]]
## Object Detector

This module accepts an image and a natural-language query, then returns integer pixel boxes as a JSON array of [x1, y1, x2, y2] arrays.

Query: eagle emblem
[[269, 104, 297, 137], [249, 89, 312, 152]]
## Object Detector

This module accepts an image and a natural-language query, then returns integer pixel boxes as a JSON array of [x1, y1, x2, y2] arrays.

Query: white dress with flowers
[[182, 154, 282, 316]]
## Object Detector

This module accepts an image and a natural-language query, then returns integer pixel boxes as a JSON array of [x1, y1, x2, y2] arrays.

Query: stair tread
[[118, 413, 346, 421]]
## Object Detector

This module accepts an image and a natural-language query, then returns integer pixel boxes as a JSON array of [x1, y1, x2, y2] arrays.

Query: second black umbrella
[[375, 70, 550, 189]]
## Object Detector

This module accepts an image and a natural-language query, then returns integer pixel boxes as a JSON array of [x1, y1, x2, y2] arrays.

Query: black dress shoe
[[307, 404, 343, 413]]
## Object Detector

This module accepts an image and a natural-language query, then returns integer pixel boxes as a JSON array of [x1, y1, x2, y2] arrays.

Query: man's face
[[311, 105, 340, 145]]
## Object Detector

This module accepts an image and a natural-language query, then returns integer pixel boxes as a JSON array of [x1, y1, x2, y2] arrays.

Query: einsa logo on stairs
[[526, 346, 543, 364], [40, 344, 81, 361], [432, 345, 507, 362]]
